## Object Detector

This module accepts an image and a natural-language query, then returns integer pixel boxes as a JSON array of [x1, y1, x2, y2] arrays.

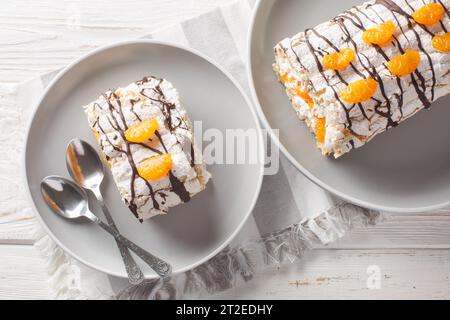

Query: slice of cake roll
[[274, 0, 450, 158], [83, 76, 211, 221]]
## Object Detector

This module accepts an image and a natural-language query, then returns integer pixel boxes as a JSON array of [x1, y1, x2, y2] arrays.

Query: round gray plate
[[248, 0, 450, 212], [24, 41, 264, 279]]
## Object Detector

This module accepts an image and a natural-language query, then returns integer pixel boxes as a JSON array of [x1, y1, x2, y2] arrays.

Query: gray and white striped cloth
[[13, 0, 383, 299]]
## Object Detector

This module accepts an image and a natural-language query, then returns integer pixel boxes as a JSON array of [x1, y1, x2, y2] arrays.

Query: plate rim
[[23, 39, 265, 279], [247, 0, 450, 213]]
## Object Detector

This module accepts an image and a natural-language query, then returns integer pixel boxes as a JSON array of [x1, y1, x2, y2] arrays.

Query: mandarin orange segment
[[386, 49, 421, 77], [289, 77, 299, 85], [412, 3, 444, 26], [295, 88, 315, 108], [432, 32, 450, 52], [124, 118, 159, 143], [279, 73, 289, 84], [137, 154, 173, 181], [340, 78, 378, 103], [362, 20, 396, 46], [315, 118, 326, 144], [341, 48, 356, 63], [323, 48, 356, 71]]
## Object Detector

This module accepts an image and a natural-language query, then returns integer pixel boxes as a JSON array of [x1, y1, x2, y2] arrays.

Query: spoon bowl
[[40, 175, 172, 278], [41, 176, 90, 220], [66, 138, 105, 190], [66, 138, 146, 284]]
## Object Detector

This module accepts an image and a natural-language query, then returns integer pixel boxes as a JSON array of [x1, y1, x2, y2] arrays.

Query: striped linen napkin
[[5, 0, 383, 299]]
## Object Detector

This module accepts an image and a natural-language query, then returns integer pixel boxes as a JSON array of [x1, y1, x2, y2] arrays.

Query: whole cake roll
[[274, 0, 450, 158], [83, 76, 210, 221]]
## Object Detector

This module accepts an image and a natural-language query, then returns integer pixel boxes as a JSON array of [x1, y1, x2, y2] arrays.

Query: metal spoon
[[66, 138, 144, 285], [40, 176, 172, 278]]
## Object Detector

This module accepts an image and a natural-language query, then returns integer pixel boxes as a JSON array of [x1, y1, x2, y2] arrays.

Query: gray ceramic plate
[[24, 40, 264, 279], [248, 0, 450, 212]]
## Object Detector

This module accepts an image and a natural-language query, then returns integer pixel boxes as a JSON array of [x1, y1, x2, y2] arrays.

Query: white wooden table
[[1, 0, 450, 300]]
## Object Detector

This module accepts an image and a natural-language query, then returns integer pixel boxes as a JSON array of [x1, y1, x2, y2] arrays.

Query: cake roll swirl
[[274, 0, 450, 158]]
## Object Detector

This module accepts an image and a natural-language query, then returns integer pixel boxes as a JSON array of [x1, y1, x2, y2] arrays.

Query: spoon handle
[[98, 199, 144, 285], [97, 220, 172, 278]]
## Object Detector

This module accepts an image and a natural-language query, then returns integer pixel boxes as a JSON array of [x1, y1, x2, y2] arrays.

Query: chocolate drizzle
[[169, 172, 191, 203], [304, 28, 356, 132], [297, 0, 445, 133], [154, 129, 191, 204], [438, 0, 450, 19], [92, 77, 194, 220], [373, 0, 437, 103], [190, 143, 196, 167]]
